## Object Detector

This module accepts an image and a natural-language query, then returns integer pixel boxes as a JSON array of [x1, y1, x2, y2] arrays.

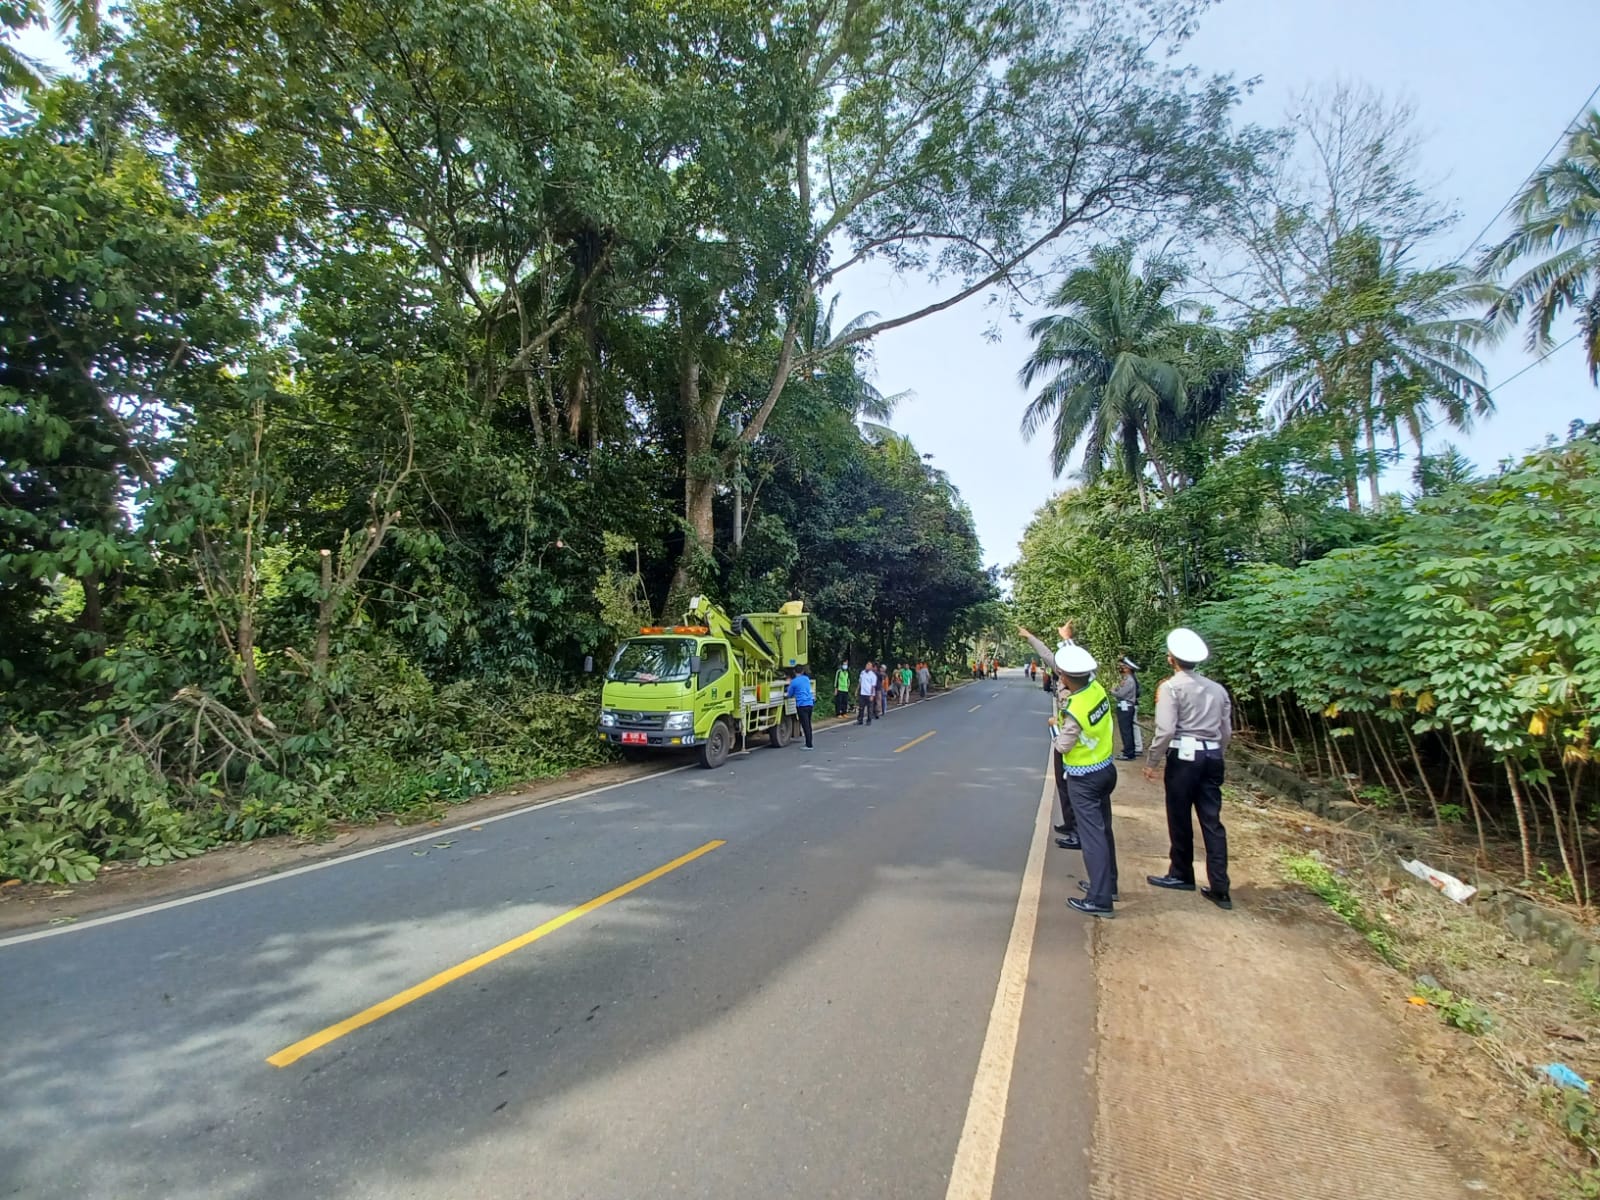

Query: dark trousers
[[1051, 748, 1077, 833], [857, 695, 874, 724], [1068, 762, 1119, 907], [1164, 749, 1229, 893], [796, 705, 814, 747], [1116, 704, 1137, 759], [835, 690, 849, 717]]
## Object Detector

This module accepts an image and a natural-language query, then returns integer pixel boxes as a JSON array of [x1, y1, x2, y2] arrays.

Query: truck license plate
[[621, 732, 647, 745]]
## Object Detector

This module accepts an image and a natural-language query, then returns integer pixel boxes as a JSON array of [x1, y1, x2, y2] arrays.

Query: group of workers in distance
[[829, 660, 931, 724], [1019, 620, 1232, 920]]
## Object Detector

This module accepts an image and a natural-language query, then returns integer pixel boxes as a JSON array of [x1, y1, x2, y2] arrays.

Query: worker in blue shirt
[[785, 667, 816, 749]]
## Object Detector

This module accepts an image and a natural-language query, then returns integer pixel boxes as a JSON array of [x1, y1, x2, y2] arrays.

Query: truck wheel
[[769, 716, 792, 749], [699, 719, 732, 769]]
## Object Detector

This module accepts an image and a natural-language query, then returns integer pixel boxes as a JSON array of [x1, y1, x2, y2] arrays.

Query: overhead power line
[[1454, 79, 1600, 266], [1484, 332, 1581, 397]]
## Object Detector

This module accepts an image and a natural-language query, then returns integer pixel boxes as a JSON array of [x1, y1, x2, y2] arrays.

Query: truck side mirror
[[688, 653, 701, 680]]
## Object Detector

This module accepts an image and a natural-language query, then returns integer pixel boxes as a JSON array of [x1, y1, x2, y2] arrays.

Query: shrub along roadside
[[0, 685, 608, 884], [1197, 427, 1600, 910]]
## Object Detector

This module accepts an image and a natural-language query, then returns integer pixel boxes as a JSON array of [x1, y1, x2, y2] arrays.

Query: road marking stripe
[[0, 765, 707, 949], [892, 730, 936, 754], [968, 704, 982, 712], [266, 839, 725, 1068], [944, 763, 1051, 1200], [2, 679, 987, 948]]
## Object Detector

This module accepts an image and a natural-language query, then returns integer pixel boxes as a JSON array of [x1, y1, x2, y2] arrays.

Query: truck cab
[[597, 598, 807, 768]]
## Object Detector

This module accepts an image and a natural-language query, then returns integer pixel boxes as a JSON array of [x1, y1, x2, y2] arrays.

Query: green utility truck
[[597, 595, 809, 769]]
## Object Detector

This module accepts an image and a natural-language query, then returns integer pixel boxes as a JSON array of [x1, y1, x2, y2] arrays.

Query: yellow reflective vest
[[1062, 680, 1115, 770]]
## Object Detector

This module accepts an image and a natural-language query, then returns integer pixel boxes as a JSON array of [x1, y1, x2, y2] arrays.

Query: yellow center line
[[968, 704, 982, 712], [894, 730, 937, 754], [266, 839, 726, 1068]]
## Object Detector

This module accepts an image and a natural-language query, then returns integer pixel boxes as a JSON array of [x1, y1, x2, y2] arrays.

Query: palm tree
[[1482, 110, 1600, 384], [1257, 230, 1496, 510], [1018, 245, 1232, 508], [798, 294, 908, 423], [1, 0, 98, 93]]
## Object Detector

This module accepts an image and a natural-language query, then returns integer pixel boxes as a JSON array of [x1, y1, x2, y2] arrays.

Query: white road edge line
[[944, 763, 1052, 1200], [1, 679, 982, 949], [0, 763, 706, 949]]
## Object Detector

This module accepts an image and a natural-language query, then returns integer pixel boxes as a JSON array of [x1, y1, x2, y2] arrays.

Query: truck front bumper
[[597, 728, 697, 748]]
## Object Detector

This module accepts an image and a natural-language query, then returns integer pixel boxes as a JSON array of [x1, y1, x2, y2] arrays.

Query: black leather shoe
[[1053, 823, 1070, 835], [1054, 834, 1081, 850], [1146, 875, 1197, 891], [1078, 879, 1120, 902], [1067, 897, 1114, 918], [1202, 887, 1233, 910]]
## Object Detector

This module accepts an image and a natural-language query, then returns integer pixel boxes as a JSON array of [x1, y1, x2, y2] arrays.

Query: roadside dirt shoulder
[[1088, 762, 1513, 1199]]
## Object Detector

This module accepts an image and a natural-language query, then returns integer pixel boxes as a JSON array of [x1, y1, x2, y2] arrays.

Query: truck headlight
[[600, 709, 618, 728], [663, 710, 694, 731]]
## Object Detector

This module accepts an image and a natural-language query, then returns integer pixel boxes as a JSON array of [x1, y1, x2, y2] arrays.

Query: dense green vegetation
[[1010, 87, 1600, 910], [3, 3, 1594, 907], [1, 0, 1272, 881]]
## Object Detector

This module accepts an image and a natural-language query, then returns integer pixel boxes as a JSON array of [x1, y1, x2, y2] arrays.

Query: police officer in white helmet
[[1018, 620, 1120, 917], [1144, 627, 1234, 909]]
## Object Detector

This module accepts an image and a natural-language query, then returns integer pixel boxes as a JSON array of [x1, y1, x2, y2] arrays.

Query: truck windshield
[[606, 639, 694, 684]]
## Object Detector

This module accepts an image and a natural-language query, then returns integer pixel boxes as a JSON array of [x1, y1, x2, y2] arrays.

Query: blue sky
[[836, 0, 1600, 569]]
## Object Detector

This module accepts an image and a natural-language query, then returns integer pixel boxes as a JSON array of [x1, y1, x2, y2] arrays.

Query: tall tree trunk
[[1339, 433, 1360, 513], [1503, 760, 1535, 881], [78, 568, 106, 653], [1364, 414, 1381, 509], [306, 548, 335, 723], [666, 340, 728, 613]]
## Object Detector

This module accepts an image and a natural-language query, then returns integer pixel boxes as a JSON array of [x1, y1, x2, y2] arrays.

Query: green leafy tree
[[0, 100, 251, 687], [1194, 426, 1600, 905], [1482, 109, 1600, 383], [1008, 483, 1167, 667], [1018, 244, 1239, 507], [0, 0, 97, 92], [1255, 229, 1495, 510], [659, 0, 1266, 596], [1217, 84, 1492, 509]]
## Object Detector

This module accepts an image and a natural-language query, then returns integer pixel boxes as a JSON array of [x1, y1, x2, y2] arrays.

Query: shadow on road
[[1, 678, 1049, 1200]]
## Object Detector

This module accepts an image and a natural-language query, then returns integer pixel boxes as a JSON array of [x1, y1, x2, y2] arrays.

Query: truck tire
[[699, 719, 732, 769], [768, 716, 792, 749]]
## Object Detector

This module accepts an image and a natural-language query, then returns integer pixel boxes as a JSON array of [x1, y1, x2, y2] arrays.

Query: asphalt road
[[1, 673, 1097, 1200]]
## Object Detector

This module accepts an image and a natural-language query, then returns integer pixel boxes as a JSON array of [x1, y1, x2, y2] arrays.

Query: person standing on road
[[786, 666, 816, 749], [1144, 628, 1233, 910], [1045, 637, 1119, 918], [1018, 625, 1081, 849], [1112, 657, 1140, 760], [876, 664, 888, 718], [899, 663, 913, 707], [856, 662, 877, 725], [916, 661, 930, 700], [834, 662, 851, 718]]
